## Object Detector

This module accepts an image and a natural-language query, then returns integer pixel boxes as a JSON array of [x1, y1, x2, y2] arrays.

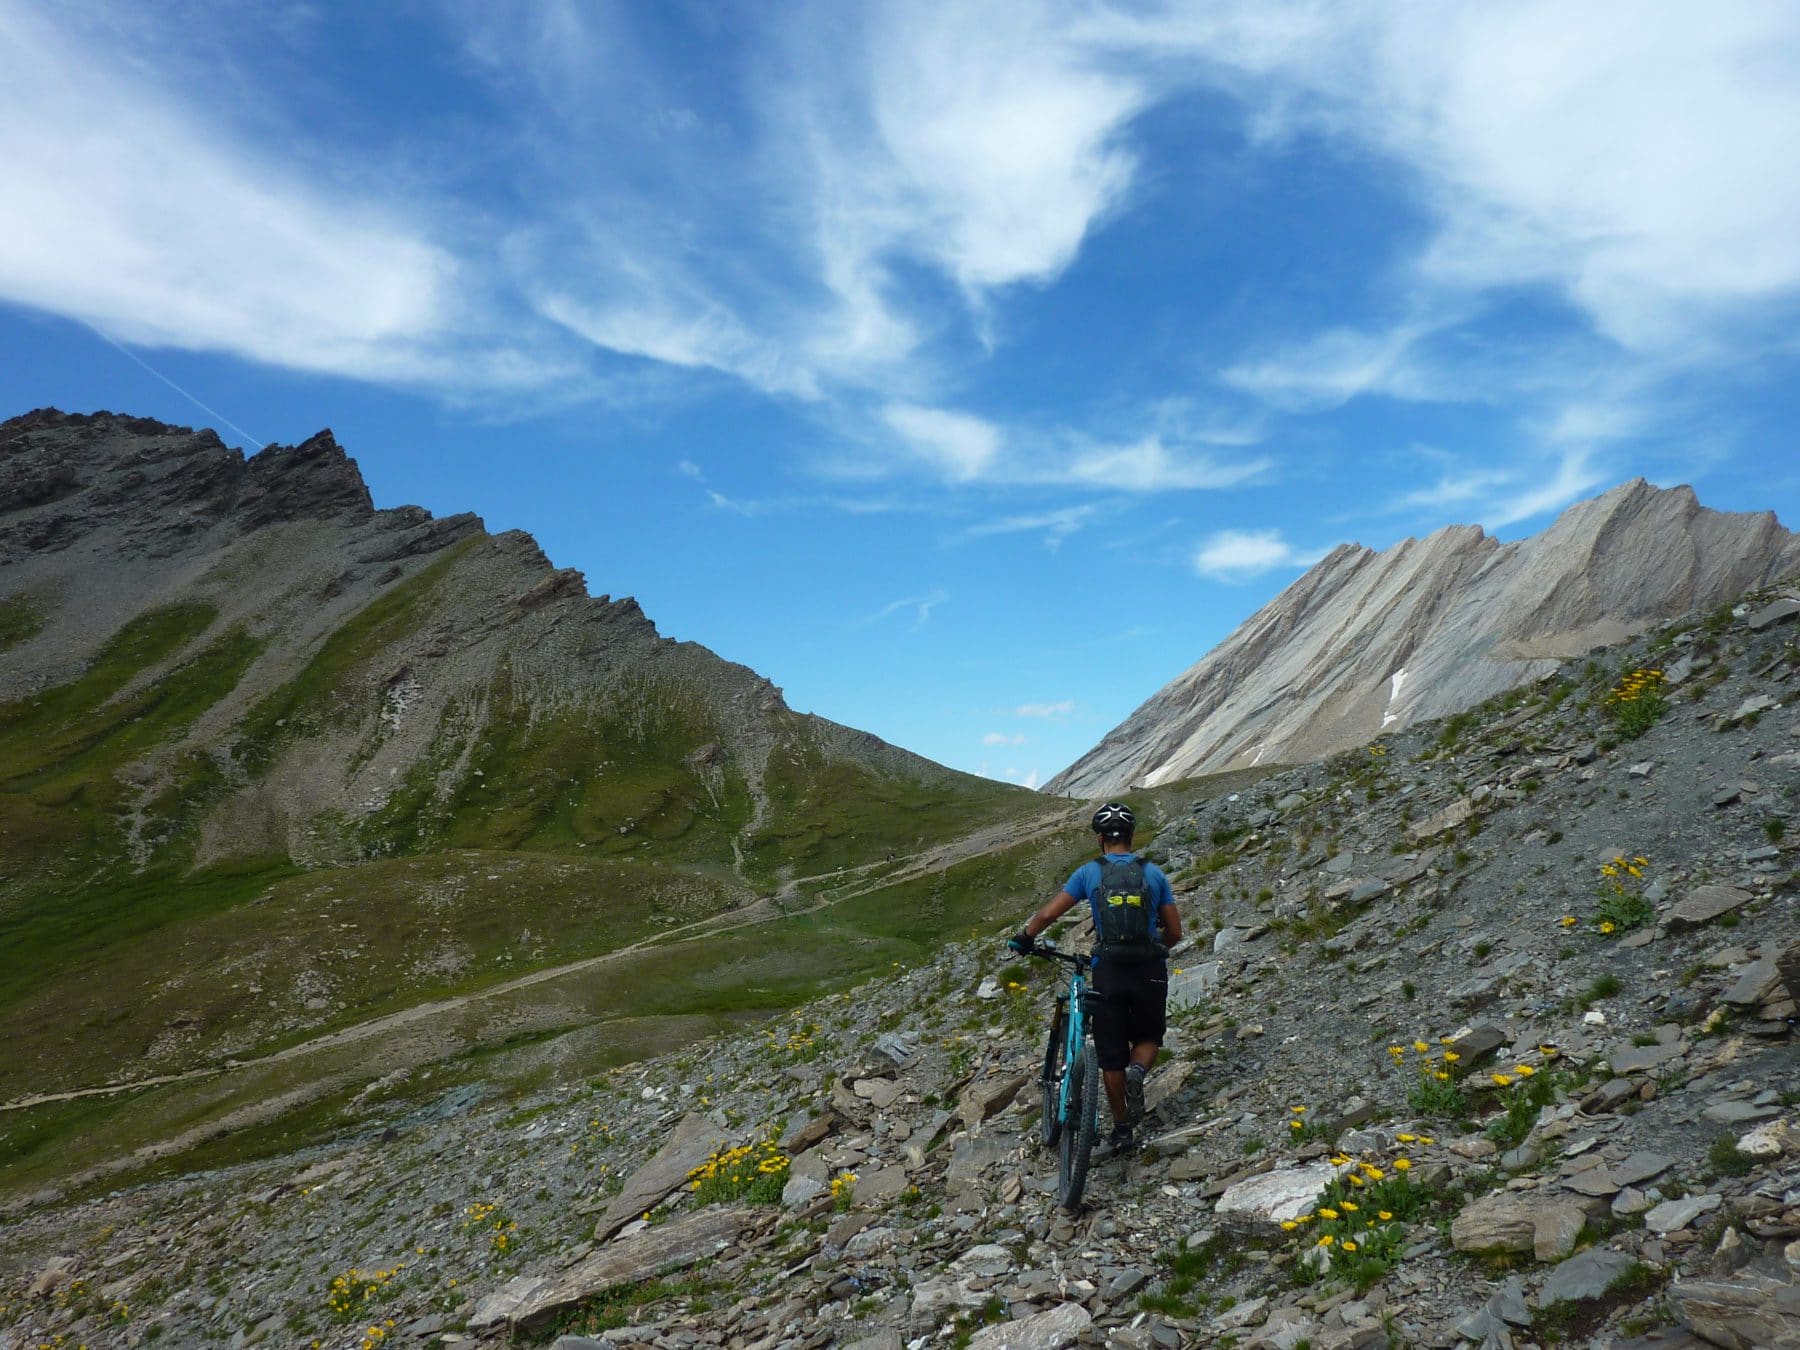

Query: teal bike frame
[[1029, 941, 1100, 1209]]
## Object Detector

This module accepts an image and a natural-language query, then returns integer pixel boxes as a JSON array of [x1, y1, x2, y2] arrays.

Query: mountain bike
[[1027, 941, 1100, 1209]]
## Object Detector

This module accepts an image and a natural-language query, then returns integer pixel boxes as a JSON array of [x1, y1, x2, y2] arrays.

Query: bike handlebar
[[1024, 942, 1091, 972]]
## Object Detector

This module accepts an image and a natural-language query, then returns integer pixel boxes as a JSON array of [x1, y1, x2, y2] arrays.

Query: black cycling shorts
[[1090, 954, 1168, 1071]]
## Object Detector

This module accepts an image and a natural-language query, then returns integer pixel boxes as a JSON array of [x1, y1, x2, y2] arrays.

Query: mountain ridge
[[1048, 477, 1800, 795], [0, 408, 1049, 1149]]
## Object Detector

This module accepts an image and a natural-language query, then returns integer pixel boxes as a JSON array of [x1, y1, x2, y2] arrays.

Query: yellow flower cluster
[[1276, 1147, 1430, 1274], [327, 1265, 405, 1319], [1604, 670, 1663, 707], [1389, 1036, 1457, 1082], [688, 1139, 791, 1206], [461, 1202, 518, 1255], [1489, 1063, 1538, 1087], [1601, 854, 1648, 881], [830, 1172, 858, 1211], [360, 1319, 397, 1350], [688, 1139, 789, 1187]]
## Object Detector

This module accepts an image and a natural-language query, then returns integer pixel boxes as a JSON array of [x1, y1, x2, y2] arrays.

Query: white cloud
[[0, 2, 469, 385], [1014, 700, 1074, 718], [982, 732, 1028, 746], [1058, 436, 1271, 492], [1091, 2, 1800, 357], [959, 505, 1099, 551], [1222, 322, 1445, 413], [883, 403, 1002, 481], [875, 404, 1269, 493], [857, 589, 950, 630], [1004, 767, 1043, 790], [1193, 528, 1325, 582]]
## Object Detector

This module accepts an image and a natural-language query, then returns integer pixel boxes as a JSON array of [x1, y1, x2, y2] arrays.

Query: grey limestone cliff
[[1047, 479, 1800, 796]]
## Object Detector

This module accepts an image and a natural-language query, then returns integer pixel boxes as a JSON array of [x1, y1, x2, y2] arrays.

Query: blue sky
[[3, 2, 1799, 788]]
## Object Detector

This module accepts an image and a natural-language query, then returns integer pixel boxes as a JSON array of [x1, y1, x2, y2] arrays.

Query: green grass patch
[[234, 539, 476, 773], [0, 593, 44, 652]]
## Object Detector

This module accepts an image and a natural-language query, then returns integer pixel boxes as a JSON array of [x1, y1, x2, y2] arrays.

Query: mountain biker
[[1008, 802, 1181, 1155]]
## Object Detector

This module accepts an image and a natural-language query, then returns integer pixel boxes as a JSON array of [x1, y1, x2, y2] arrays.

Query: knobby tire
[[1039, 1006, 1067, 1148], [1057, 1041, 1100, 1209]]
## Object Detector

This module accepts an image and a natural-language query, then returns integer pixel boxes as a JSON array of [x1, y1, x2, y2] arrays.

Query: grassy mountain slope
[[0, 409, 1048, 1184]]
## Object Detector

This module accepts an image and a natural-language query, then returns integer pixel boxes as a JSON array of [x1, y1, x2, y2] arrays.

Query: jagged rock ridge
[[1049, 479, 1800, 796], [0, 408, 1010, 870]]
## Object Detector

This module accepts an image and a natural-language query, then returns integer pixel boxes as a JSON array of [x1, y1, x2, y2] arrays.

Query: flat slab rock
[[959, 1072, 1029, 1128], [1540, 1247, 1638, 1306], [1451, 1190, 1588, 1261], [593, 1112, 741, 1241], [1215, 1161, 1340, 1224], [511, 1206, 754, 1333], [1664, 885, 1752, 933], [966, 1300, 1092, 1350], [1670, 1272, 1800, 1349], [1645, 1193, 1722, 1234]]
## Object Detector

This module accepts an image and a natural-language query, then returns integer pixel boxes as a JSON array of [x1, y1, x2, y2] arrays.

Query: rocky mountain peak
[[237, 427, 374, 526], [1050, 479, 1800, 795]]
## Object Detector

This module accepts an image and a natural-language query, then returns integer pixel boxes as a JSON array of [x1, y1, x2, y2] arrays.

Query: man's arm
[[1151, 866, 1182, 946], [1023, 890, 1079, 940]]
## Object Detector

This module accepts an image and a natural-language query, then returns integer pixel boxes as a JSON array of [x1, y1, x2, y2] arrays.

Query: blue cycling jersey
[[1064, 852, 1175, 948]]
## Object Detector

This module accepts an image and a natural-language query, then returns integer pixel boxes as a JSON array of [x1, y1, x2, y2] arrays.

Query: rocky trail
[[3, 589, 1798, 1350]]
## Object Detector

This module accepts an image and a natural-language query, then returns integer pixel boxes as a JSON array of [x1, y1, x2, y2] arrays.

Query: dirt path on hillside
[[1, 803, 1080, 1114]]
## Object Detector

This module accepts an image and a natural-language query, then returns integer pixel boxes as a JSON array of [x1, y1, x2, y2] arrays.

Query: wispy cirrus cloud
[[0, 1, 469, 385], [856, 589, 950, 630], [957, 505, 1099, 551], [878, 403, 1270, 493], [1193, 528, 1328, 583], [1014, 700, 1074, 718], [982, 731, 1028, 746]]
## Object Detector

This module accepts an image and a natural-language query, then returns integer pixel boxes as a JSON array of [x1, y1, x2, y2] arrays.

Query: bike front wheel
[[1057, 1041, 1100, 1209], [1039, 1007, 1067, 1148]]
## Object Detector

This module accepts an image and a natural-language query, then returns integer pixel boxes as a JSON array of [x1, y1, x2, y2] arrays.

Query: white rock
[[1215, 1162, 1341, 1224], [966, 1300, 1092, 1350], [1645, 1193, 1722, 1234]]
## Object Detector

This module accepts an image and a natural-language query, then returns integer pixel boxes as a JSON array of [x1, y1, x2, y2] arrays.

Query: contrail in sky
[[93, 329, 265, 448]]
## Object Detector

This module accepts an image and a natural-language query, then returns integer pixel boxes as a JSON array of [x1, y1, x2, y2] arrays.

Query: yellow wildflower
[[1280, 1220, 1298, 1231], [1378, 1210, 1394, 1221], [1318, 1207, 1339, 1220], [1560, 915, 1578, 927], [1342, 1241, 1358, 1252], [1318, 1235, 1335, 1247], [1443, 1051, 1461, 1063], [1413, 1040, 1430, 1053], [1491, 1073, 1514, 1087], [1342, 1201, 1359, 1212], [1514, 1064, 1536, 1077], [1394, 1157, 1412, 1171]]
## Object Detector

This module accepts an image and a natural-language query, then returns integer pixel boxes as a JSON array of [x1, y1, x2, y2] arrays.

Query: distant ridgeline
[[0, 408, 1050, 1143], [1050, 479, 1800, 796]]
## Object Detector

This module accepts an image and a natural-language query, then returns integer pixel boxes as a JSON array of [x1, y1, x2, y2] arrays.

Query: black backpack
[[1092, 856, 1160, 957]]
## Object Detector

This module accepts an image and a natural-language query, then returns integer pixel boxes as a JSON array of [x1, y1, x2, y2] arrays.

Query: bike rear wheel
[[1039, 1006, 1067, 1148], [1057, 1041, 1100, 1209]]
